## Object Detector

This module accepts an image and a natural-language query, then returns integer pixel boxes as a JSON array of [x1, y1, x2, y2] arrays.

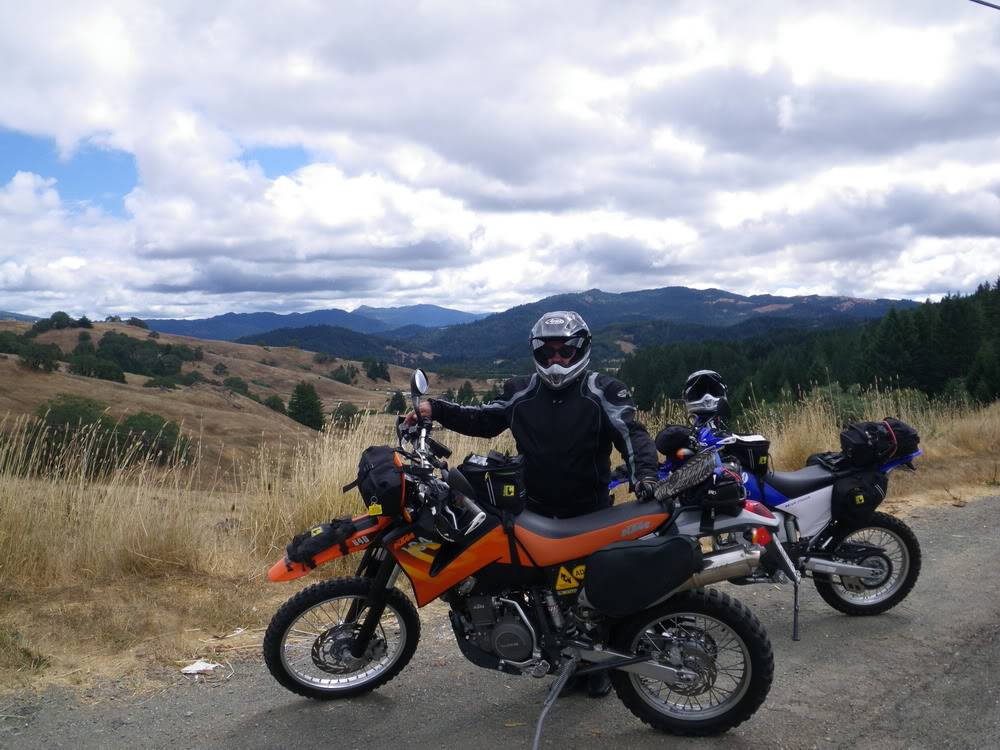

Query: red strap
[[882, 419, 898, 456]]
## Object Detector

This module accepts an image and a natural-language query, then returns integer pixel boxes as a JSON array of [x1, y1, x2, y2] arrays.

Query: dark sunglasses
[[538, 338, 583, 358]]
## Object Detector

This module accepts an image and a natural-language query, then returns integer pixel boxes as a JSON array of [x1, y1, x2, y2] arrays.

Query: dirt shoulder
[[2, 496, 998, 750]]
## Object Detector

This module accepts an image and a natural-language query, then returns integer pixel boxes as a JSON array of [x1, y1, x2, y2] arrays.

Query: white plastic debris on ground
[[181, 659, 223, 675]]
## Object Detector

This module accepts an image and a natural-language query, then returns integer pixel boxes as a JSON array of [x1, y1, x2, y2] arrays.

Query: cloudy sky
[[2, 1, 999, 319]]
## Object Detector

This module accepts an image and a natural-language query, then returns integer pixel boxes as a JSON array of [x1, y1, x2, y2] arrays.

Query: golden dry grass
[[0, 383, 997, 692]]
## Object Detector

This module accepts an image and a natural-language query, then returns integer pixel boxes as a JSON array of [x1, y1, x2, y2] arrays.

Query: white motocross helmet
[[529, 311, 592, 390], [683, 369, 729, 416]]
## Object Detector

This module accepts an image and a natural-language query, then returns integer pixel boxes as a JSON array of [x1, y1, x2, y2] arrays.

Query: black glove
[[634, 477, 660, 503]]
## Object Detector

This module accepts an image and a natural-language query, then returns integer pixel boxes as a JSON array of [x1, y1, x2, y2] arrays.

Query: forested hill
[[618, 281, 1000, 410]]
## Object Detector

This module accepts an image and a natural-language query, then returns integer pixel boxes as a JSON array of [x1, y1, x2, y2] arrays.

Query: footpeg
[[530, 660, 550, 678]]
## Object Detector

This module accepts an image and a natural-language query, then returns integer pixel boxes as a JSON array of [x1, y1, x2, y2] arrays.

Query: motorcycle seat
[[766, 464, 835, 499], [514, 501, 671, 567], [515, 501, 662, 539]]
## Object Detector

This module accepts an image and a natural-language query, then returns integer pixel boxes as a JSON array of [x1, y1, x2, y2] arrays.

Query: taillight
[[752, 527, 773, 546], [744, 499, 775, 518]]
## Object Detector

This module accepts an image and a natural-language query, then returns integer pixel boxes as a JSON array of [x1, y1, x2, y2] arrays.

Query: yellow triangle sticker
[[555, 566, 579, 591]]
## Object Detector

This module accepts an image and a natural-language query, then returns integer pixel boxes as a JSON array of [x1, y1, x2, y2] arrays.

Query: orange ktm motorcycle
[[264, 370, 787, 738]]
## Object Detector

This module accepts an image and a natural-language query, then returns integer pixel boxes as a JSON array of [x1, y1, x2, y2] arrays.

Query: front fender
[[268, 514, 392, 582]]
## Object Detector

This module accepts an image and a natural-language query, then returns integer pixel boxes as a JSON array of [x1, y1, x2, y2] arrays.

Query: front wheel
[[263, 576, 419, 700], [609, 588, 773, 736], [813, 511, 921, 616]]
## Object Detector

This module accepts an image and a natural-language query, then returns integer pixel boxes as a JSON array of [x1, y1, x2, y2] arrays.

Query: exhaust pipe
[[674, 547, 762, 592]]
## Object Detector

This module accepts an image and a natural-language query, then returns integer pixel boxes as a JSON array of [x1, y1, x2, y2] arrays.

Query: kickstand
[[792, 578, 801, 642], [531, 655, 580, 750]]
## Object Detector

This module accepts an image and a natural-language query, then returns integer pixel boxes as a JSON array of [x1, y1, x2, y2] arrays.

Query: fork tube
[[349, 551, 399, 658]]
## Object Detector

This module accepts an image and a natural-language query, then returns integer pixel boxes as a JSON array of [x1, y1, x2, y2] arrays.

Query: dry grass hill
[[0, 320, 494, 472]]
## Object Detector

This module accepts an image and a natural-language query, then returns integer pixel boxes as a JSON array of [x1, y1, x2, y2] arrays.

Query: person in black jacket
[[407, 311, 658, 698], [407, 310, 660, 517]]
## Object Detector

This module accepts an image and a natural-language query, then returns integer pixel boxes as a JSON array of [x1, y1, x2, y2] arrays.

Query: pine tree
[[288, 382, 325, 430], [386, 391, 407, 414], [456, 381, 476, 404]]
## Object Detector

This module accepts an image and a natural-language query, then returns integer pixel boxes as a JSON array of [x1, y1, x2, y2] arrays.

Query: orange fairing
[[268, 515, 391, 582], [515, 512, 671, 567], [392, 510, 672, 607], [392, 526, 511, 607]]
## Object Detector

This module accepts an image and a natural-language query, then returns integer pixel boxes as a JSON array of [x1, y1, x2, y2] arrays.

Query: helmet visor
[[531, 336, 588, 367], [685, 374, 726, 401]]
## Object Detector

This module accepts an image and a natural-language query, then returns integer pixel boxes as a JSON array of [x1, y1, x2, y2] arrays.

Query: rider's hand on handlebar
[[404, 400, 433, 426], [634, 477, 660, 503]]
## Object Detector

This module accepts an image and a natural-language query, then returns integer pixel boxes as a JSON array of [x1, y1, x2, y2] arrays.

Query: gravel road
[[4, 496, 999, 750]]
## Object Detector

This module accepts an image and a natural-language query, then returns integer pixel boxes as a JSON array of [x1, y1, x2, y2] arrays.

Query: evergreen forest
[[618, 280, 1000, 411]]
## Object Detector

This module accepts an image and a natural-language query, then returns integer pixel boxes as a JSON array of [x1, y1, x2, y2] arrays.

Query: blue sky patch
[[0, 128, 137, 215], [241, 144, 311, 179]]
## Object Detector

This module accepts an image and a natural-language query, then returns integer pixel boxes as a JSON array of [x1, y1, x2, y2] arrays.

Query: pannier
[[286, 516, 357, 569], [840, 418, 921, 468], [654, 424, 694, 457], [723, 434, 771, 478], [831, 471, 888, 527], [349, 445, 413, 517], [458, 451, 527, 514], [583, 536, 704, 618]]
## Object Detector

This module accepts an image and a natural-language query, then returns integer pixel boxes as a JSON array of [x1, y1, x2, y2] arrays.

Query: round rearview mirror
[[410, 369, 429, 397]]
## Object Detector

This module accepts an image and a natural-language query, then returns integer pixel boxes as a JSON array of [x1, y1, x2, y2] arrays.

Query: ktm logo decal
[[403, 540, 441, 563]]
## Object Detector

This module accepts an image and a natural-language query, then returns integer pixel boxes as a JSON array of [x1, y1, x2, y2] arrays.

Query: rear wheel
[[263, 577, 419, 700], [813, 512, 921, 616], [609, 588, 773, 736]]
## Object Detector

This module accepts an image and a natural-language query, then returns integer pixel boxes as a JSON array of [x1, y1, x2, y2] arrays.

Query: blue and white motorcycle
[[613, 417, 923, 639]]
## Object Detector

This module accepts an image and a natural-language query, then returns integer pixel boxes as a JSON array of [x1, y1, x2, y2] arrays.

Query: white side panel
[[777, 486, 833, 538]]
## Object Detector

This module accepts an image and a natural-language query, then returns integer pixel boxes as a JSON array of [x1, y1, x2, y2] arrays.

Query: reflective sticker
[[544, 317, 566, 325], [617, 388, 629, 399], [572, 564, 586, 580], [403, 540, 441, 563], [502, 484, 515, 497], [368, 502, 383, 515], [555, 566, 580, 591], [855, 494, 865, 505], [310, 526, 323, 537]]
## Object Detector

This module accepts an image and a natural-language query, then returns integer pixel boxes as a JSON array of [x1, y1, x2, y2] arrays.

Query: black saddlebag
[[840, 418, 920, 468], [347, 445, 413, 517], [583, 536, 704, 618], [832, 471, 888, 527], [840, 421, 896, 468], [884, 417, 920, 456], [459, 451, 527, 514], [286, 516, 356, 569]]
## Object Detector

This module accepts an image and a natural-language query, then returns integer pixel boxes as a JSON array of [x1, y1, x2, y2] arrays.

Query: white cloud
[[0, 0, 998, 318]]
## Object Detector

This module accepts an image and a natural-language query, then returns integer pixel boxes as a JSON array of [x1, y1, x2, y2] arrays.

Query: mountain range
[[145, 304, 487, 341], [231, 286, 918, 372], [1, 310, 40, 322]]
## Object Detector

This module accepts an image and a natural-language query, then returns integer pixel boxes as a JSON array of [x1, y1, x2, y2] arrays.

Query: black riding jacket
[[429, 372, 658, 518]]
